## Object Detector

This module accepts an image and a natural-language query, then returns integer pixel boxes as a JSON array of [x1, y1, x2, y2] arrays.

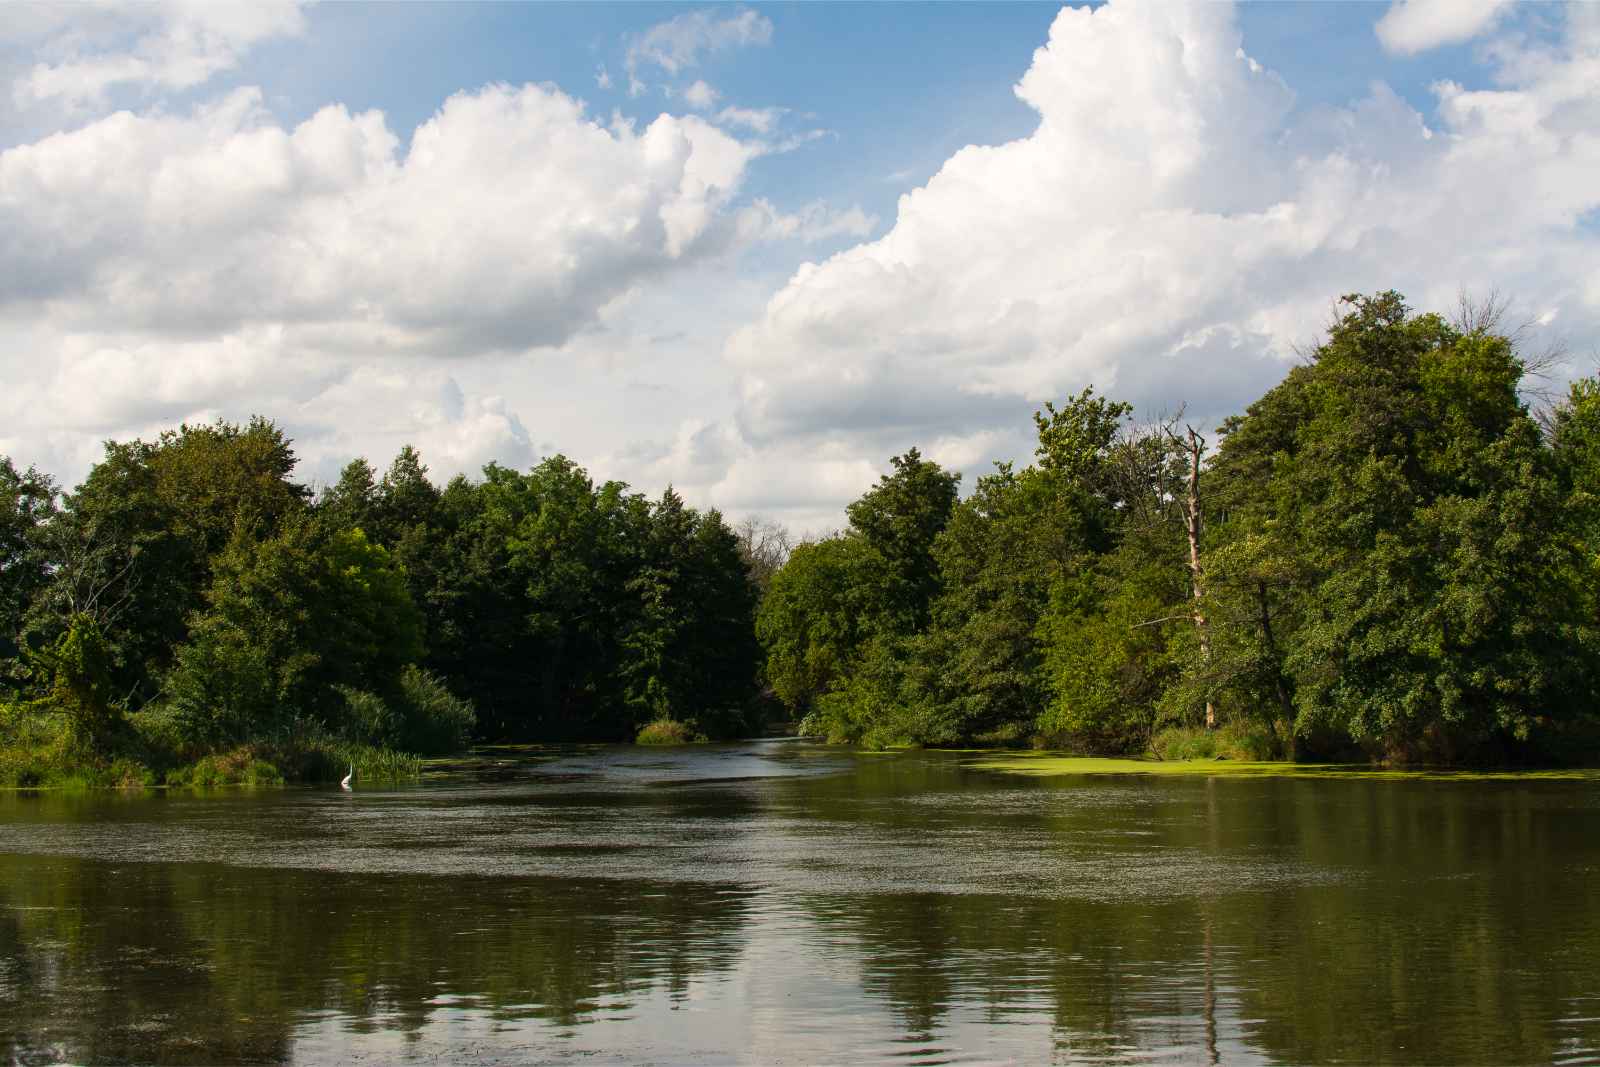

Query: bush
[[163, 625, 280, 748], [126, 704, 188, 761], [330, 669, 475, 755], [1150, 721, 1283, 762], [395, 666, 475, 754], [636, 719, 701, 745], [165, 747, 285, 788], [334, 685, 401, 748], [0, 702, 75, 787]]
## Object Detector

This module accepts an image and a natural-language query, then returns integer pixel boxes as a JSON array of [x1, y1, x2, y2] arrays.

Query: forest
[[0, 427, 764, 786], [3, 291, 1600, 783]]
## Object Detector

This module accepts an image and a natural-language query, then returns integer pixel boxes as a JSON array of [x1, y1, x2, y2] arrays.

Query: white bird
[[341, 763, 353, 791]]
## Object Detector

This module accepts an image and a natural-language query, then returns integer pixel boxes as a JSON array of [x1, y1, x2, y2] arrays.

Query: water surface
[[2, 742, 1597, 1064]]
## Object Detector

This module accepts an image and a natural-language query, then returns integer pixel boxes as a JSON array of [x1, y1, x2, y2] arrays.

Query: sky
[[1, 0, 1597, 534]]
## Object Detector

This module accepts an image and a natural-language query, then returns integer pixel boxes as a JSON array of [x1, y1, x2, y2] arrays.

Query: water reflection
[[0, 743, 1596, 1063]]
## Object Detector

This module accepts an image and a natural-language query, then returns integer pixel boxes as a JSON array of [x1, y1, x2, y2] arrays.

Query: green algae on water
[[962, 751, 1600, 781]]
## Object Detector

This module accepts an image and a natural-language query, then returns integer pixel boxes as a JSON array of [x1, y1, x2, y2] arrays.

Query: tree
[[163, 519, 423, 746], [733, 516, 792, 596], [756, 535, 873, 715], [22, 615, 121, 751], [0, 458, 56, 661], [318, 458, 379, 534], [845, 448, 961, 636], [622, 491, 761, 735], [28, 418, 311, 707], [1214, 292, 1590, 758]]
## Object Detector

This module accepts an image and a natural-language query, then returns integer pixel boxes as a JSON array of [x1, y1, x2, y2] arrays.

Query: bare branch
[[1131, 613, 1196, 630]]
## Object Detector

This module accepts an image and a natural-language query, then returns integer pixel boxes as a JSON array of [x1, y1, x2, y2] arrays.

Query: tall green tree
[[1211, 293, 1590, 758], [163, 519, 422, 746], [0, 458, 55, 663], [28, 419, 310, 706], [845, 448, 961, 636]]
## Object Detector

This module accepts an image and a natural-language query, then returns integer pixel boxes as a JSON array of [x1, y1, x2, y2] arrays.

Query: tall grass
[[1149, 721, 1284, 762]]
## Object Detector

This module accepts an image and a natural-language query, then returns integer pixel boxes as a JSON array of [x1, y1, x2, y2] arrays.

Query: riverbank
[[0, 709, 423, 790]]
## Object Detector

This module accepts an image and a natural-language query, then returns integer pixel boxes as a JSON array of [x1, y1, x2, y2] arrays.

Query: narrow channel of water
[[2, 742, 1597, 1063]]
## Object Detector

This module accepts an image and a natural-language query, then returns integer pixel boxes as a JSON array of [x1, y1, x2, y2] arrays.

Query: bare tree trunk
[[1181, 426, 1215, 729]]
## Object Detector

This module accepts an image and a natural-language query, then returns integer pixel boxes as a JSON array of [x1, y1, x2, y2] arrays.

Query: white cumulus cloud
[[0, 77, 775, 488], [1375, 0, 1513, 56], [0, 83, 757, 351], [721, 0, 1600, 507]]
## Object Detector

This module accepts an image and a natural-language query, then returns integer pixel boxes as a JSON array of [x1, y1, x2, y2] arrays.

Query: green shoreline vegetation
[[759, 292, 1600, 767], [1, 418, 764, 788], [5, 290, 1600, 787]]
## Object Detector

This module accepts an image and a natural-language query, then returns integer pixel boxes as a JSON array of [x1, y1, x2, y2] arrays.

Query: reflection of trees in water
[[794, 776, 1600, 1064], [2, 770, 1598, 1063], [0, 858, 752, 1064], [801, 889, 1225, 1061], [1221, 781, 1600, 1065]]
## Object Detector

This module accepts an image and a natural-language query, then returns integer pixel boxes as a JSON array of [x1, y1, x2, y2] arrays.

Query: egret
[[341, 763, 353, 790]]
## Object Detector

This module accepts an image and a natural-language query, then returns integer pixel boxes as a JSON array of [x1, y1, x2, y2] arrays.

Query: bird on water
[[341, 764, 353, 790]]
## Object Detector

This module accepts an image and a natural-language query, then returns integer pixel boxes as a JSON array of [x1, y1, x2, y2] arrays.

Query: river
[[2, 742, 1597, 1063]]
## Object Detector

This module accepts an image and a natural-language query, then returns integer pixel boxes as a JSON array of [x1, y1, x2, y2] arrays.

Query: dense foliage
[[6, 290, 1598, 779], [760, 293, 1600, 763], [0, 428, 765, 785]]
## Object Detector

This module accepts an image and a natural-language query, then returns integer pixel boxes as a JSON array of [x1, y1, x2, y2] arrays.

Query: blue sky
[[1, 2, 1596, 531]]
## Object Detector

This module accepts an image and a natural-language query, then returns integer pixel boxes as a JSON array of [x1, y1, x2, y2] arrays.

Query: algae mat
[[962, 752, 1600, 781]]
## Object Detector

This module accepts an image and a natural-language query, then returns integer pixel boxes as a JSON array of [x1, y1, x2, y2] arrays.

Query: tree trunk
[[1181, 426, 1215, 729], [1255, 578, 1294, 726]]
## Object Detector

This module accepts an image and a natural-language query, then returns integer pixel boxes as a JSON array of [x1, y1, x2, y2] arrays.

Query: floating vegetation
[[963, 752, 1600, 782]]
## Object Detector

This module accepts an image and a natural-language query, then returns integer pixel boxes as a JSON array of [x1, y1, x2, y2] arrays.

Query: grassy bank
[[0, 703, 423, 790]]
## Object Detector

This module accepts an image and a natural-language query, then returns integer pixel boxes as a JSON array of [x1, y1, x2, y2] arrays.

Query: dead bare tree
[[1163, 416, 1215, 729], [733, 515, 794, 595]]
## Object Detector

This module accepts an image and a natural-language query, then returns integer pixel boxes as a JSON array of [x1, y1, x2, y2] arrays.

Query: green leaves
[[758, 291, 1600, 764]]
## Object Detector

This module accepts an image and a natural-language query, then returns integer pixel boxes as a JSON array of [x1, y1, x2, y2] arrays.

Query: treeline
[[0, 429, 764, 784], [759, 293, 1600, 763], [7, 289, 1599, 779]]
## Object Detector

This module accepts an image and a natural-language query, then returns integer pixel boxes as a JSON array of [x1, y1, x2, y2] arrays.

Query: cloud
[[0, 76, 778, 491], [1375, 0, 1513, 56], [625, 9, 773, 95], [10, 1, 308, 111], [715, 105, 784, 134], [738, 200, 879, 244], [722, 0, 1600, 497], [297, 365, 537, 484], [0, 82, 758, 353], [683, 79, 720, 110], [6, 0, 1598, 540]]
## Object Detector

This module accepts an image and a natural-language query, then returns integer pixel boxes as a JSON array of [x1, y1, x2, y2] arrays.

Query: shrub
[[166, 747, 285, 788], [334, 685, 401, 747], [395, 666, 475, 754], [636, 719, 700, 745], [163, 626, 279, 748], [1150, 721, 1283, 762]]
